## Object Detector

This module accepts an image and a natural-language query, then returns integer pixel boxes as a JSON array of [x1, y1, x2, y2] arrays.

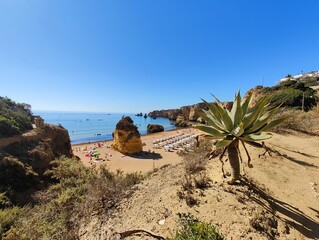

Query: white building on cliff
[[278, 71, 319, 85]]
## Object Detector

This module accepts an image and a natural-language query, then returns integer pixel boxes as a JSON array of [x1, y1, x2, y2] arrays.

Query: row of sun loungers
[[153, 133, 198, 152]]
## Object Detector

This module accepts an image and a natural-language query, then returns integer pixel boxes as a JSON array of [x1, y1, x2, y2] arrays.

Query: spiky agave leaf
[[196, 125, 227, 139], [245, 106, 280, 134], [241, 93, 252, 116], [215, 139, 233, 149], [196, 92, 286, 148], [230, 92, 243, 128], [239, 132, 273, 142]]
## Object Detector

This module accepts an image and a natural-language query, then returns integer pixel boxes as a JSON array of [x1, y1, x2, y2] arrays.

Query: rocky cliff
[[244, 85, 265, 106], [148, 101, 233, 123], [148, 102, 207, 122], [0, 124, 73, 204]]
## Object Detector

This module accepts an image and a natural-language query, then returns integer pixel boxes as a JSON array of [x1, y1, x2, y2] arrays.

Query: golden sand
[[72, 128, 201, 173]]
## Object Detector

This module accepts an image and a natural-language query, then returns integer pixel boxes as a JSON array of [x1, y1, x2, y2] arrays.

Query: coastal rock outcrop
[[175, 115, 188, 127], [148, 109, 181, 120], [148, 101, 234, 123], [147, 124, 164, 133], [1, 124, 72, 174], [189, 105, 201, 121], [112, 117, 143, 155], [148, 102, 208, 122]]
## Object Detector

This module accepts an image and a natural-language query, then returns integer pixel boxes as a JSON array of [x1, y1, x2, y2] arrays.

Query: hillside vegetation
[[1, 85, 319, 239], [0, 97, 33, 138], [247, 80, 318, 111]]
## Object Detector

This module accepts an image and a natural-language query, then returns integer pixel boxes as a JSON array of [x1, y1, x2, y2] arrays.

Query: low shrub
[[2, 156, 145, 239], [0, 156, 38, 192], [170, 213, 224, 240], [182, 139, 211, 175], [0, 117, 21, 138], [0, 97, 33, 138], [259, 81, 318, 110], [178, 140, 212, 206], [0, 206, 26, 237], [194, 173, 210, 189]]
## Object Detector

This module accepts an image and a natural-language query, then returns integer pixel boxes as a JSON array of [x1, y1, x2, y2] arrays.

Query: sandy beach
[[72, 128, 201, 173]]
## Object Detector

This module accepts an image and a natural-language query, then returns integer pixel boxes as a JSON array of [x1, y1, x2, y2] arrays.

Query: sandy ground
[[72, 128, 201, 173], [79, 131, 319, 240]]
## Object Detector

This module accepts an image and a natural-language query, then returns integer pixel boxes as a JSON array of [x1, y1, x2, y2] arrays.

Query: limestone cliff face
[[112, 117, 143, 155], [189, 105, 201, 121], [244, 86, 265, 107], [148, 102, 207, 122], [1, 124, 72, 175], [148, 101, 235, 126], [148, 109, 181, 120]]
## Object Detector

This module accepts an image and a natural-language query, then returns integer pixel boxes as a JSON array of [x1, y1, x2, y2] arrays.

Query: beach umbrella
[[91, 152, 101, 157]]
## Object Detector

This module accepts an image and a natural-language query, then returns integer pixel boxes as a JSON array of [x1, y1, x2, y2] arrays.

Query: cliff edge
[[0, 123, 73, 204]]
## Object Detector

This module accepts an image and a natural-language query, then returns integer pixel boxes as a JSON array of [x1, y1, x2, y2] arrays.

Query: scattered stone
[[158, 219, 165, 225]]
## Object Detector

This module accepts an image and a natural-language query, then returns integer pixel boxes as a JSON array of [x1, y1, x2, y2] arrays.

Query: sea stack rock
[[112, 116, 143, 154], [147, 124, 164, 133]]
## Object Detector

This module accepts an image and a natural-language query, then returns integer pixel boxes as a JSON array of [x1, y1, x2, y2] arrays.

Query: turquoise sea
[[34, 111, 176, 144]]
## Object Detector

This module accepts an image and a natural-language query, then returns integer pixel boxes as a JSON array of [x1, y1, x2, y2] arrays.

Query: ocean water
[[34, 111, 176, 144]]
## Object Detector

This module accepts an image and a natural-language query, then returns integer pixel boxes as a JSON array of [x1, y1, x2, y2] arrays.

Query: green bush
[[0, 156, 38, 192], [0, 206, 26, 237], [2, 157, 145, 239], [303, 78, 319, 87], [0, 97, 33, 138], [171, 213, 224, 240], [0, 116, 21, 138], [10, 112, 32, 133], [260, 81, 318, 110]]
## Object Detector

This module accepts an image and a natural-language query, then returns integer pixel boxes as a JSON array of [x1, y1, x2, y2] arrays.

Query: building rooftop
[[278, 71, 319, 83]]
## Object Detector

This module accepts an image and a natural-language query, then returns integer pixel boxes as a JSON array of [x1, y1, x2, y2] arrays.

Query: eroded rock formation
[[148, 102, 207, 121], [112, 117, 143, 154], [189, 105, 201, 121], [148, 109, 181, 120], [175, 115, 188, 127], [148, 101, 234, 124]]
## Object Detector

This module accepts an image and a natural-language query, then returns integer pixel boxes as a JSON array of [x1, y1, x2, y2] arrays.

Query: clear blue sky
[[0, 0, 318, 113]]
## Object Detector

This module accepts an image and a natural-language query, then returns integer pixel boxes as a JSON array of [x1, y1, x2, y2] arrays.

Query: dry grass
[[272, 108, 319, 135], [181, 140, 211, 175], [177, 139, 212, 207]]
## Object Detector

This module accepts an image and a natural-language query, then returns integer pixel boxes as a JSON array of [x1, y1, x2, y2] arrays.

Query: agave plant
[[196, 92, 286, 184]]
